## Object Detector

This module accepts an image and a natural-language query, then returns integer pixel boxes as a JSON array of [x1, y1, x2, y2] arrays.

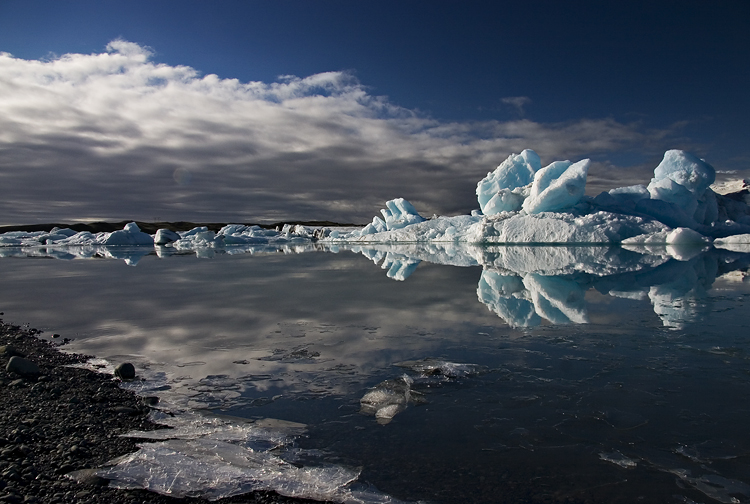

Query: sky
[[0, 0, 749, 225]]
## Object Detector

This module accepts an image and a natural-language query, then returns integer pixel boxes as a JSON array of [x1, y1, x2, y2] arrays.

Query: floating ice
[[360, 375, 416, 425], [154, 228, 180, 245], [393, 358, 482, 378], [476, 149, 589, 215], [668, 469, 750, 504], [598, 451, 638, 469], [81, 408, 400, 503], [360, 360, 478, 424], [622, 228, 711, 261], [4, 149, 750, 260], [102, 222, 154, 246], [713, 233, 750, 252]]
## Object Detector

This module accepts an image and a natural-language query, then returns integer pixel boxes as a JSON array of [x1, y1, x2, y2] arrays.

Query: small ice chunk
[[622, 228, 709, 261], [666, 227, 709, 246], [522, 159, 590, 214], [621, 228, 708, 247], [669, 469, 750, 504], [599, 451, 638, 468], [714, 233, 750, 252], [394, 358, 481, 378], [100, 222, 154, 246], [360, 375, 414, 424], [154, 229, 180, 245]]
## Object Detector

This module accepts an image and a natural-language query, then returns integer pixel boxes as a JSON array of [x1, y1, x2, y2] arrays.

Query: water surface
[[1, 245, 749, 503]]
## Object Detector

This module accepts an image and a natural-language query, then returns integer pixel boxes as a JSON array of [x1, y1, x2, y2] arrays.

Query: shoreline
[[0, 318, 327, 504]]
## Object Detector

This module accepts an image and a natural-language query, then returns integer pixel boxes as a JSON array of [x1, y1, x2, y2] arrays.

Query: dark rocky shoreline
[[0, 318, 327, 504]]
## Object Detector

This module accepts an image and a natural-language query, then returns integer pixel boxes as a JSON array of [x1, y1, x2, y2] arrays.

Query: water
[[1, 245, 750, 503]]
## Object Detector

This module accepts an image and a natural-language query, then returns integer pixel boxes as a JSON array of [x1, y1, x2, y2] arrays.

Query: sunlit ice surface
[[1, 246, 750, 503]]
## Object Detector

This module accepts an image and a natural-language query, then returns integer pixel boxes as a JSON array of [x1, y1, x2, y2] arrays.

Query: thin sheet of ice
[[96, 438, 397, 503], [77, 384, 401, 503]]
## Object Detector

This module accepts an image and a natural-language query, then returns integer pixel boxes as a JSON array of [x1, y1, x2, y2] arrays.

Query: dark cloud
[[0, 41, 698, 225]]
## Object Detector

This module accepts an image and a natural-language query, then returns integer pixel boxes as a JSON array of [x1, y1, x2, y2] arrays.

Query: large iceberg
[[324, 148, 750, 244]]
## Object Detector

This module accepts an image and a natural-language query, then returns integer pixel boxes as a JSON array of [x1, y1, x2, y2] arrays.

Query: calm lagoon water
[[1, 244, 750, 503]]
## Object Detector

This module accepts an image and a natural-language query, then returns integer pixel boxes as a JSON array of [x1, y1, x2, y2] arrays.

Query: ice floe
[[78, 408, 400, 503]]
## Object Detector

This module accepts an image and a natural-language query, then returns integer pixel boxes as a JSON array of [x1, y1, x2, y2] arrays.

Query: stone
[[114, 362, 135, 380], [5, 358, 40, 377], [0, 347, 24, 358]]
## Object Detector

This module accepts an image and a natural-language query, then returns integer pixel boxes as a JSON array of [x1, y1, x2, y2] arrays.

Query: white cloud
[[501, 96, 532, 116], [0, 41, 684, 225]]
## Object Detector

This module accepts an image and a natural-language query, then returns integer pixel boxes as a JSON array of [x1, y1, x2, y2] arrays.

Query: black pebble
[[114, 363, 136, 380]]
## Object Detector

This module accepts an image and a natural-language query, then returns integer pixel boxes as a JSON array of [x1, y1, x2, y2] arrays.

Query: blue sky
[[0, 0, 748, 224]]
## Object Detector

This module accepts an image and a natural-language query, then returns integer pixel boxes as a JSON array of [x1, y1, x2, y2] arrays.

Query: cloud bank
[[0, 40, 680, 224]]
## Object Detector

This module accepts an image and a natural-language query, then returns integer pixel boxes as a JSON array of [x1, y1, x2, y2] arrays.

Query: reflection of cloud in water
[[3, 244, 750, 501]]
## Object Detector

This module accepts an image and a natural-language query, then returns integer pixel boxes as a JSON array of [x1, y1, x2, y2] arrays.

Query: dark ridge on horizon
[[0, 220, 365, 235]]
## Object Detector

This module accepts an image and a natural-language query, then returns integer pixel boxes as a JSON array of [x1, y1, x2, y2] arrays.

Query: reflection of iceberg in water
[[646, 253, 718, 329], [341, 242, 750, 330], [477, 270, 587, 327], [477, 271, 540, 327]]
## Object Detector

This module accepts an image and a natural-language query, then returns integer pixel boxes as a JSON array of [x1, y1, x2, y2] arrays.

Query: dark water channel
[[1, 246, 749, 503]]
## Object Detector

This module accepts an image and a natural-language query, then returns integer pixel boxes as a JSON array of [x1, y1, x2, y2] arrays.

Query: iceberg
[[322, 148, 750, 246], [4, 149, 750, 261]]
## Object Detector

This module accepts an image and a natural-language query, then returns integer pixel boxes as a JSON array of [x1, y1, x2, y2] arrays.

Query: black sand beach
[[0, 318, 326, 504]]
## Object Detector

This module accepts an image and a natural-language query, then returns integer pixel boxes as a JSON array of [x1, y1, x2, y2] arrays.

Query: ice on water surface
[[87, 408, 399, 503], [4, 148, 750, 256]]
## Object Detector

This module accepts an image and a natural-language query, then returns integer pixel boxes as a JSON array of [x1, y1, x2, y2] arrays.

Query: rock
[[0, 347, 24, 358], [141, 396, 159, 406], [114, 362, 135, 380], [5, 358, 39, 377]]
